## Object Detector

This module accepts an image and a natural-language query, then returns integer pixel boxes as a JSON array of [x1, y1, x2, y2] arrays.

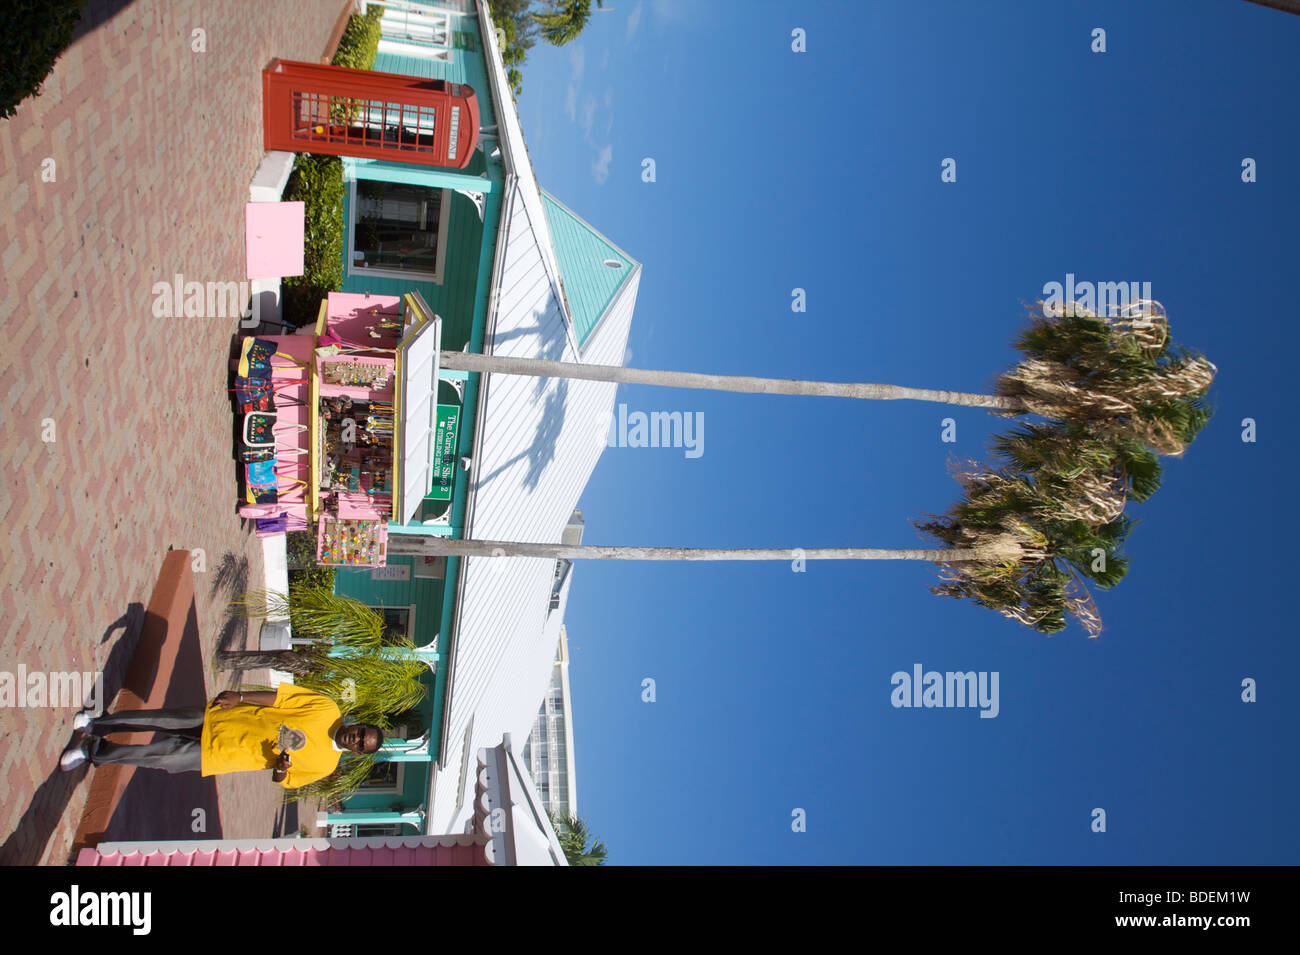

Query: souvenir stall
[[233, 291, 447, 566], [231, 334, 315, 536], [312, 324, 397, 567]]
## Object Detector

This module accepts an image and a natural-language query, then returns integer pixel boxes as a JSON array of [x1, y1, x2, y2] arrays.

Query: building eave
[[426, 173, 519, 833], [473, 0, 573, 332]]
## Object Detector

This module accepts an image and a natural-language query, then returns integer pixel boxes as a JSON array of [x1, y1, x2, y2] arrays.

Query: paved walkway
[[0, 0, 345, 865]]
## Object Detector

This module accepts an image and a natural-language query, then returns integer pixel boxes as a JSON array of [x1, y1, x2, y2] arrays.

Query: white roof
[[396, 295, 443, 525], [426, 2, 639, 833]]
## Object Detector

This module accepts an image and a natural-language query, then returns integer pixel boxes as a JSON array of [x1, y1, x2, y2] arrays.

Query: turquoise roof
[[541, 191, 636, 348]]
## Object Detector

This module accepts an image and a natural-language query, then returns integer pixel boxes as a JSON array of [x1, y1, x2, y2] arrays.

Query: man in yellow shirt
[[59, 684, 383, 788]]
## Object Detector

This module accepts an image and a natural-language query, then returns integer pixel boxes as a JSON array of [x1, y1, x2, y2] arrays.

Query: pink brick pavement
[[0, 0, 346, 865]]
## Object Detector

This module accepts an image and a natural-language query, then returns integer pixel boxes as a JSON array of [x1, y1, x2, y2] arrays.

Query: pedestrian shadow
[[0, 601, 142, 866], [0, 766, 88, 865], [272, 800, 299, 838]]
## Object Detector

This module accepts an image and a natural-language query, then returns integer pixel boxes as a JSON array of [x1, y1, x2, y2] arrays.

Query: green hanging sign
[[427, 404, 460, 501]]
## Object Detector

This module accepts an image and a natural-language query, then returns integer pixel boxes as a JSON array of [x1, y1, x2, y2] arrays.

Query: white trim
[[427, 175, 516, 824], [357, 761, 407, 795], [452, 716, 475, 823], [394, 306, 444, 524], [260, 534, 296, 686], [346, 178, 450, 285], [248, 151, 297, 203], [363, 0, 469, 17], [372, 602, 423, 649], [412, 555, 447, 579], [358, 720, 411, 794], [377, 38, 454, 61]]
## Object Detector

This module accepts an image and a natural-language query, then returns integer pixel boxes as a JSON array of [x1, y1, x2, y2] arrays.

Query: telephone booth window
[[263, 60, 479, 169]]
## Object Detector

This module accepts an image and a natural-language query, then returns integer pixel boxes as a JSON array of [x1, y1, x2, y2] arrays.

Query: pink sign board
[[245, 201, 305, 279]]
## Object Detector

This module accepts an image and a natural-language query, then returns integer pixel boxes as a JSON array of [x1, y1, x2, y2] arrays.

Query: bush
[[280, 154, 344, 327], [332, 7, 383, 71], [290, 564, 337, 594], [285, 531, 336, 592], [277, 8, 383, 327], [285, 530, 319, 568], [0, 0, 83, 119]]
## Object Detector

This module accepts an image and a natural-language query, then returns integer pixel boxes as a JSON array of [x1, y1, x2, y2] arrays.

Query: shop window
[[374, 606, 415, 645], [349, 179, 450, 283], [356, 721, 411, 794], [354, 824, 405, 836], [358, 761, 403, 794]]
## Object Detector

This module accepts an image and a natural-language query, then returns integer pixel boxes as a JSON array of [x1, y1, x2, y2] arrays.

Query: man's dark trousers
[[87, 707, 206, 774]]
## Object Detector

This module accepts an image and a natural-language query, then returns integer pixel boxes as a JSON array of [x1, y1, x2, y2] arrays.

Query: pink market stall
[[232, 292, 443, 567]]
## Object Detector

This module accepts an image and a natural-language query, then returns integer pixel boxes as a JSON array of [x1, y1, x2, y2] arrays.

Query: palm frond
[[995, 301, 1216, 459], [231, 585, 386, 650], [284, 752, 378, 804]]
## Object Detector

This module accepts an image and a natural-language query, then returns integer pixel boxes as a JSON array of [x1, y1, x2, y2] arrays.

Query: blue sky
[[511, 0, 1299, 864]]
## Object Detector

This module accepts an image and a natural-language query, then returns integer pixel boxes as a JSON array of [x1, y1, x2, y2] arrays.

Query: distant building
[[523, 508, 581, 817], [561, 508, 585, 546], [522, 628, 578, 818]]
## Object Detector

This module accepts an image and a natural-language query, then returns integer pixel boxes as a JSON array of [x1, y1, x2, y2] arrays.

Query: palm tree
[[439, 348, 1017, 409], [1241, 0, 1300, 15], [993, 305, 1214, 456], [219, 587, 430, 803], [216, 647, 427, 727], [398, 540, 1000, 561], [397, 409, 1155, 635], [232, 584, 386, 647], [533, 0, 605, 47], [550, 812, 607, 865], [395, 516, 1113, 634], [440, 301, 1211, 423], [220, 585, 428, 727], [915, 459, 1136, 637], [414, 303, 1212, 637]]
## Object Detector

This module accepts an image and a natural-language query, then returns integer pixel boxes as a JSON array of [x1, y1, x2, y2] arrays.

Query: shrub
[[277, 7, 383, 327], [0, 0, 83, 119], [285, 530, 319, 568], [289, 564, 337, 594], [332, 7, 383, 71], [280, 154, 343, 327]]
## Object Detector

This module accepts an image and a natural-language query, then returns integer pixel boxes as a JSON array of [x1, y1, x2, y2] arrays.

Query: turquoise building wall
[[334, 555, 446, 648], [331, 9, 504, 799], [339, 154, 489, 352]]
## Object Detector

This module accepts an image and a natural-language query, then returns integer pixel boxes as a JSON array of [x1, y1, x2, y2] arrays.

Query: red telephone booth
[[262, 59, 480, 169]]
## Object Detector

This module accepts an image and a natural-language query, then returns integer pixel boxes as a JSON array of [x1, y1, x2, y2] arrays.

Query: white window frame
[[348, 178, 451, 284], [356, 721, 410, 795], [371, 603, 418, 646]]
